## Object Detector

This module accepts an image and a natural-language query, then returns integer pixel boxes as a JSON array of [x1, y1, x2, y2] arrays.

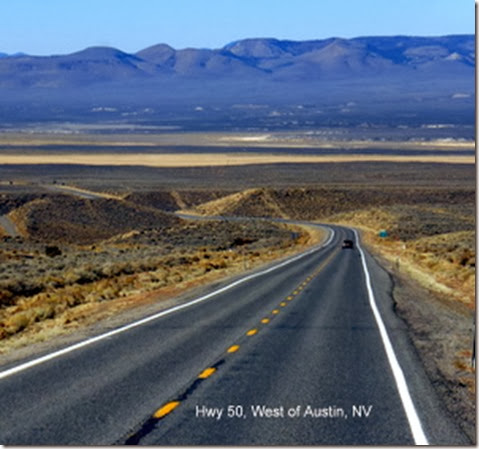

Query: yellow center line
[[146, 251, 343, 429], [148, 250, 342, 427], [154, 401, 181, 419], [198, 367, 217, 379]]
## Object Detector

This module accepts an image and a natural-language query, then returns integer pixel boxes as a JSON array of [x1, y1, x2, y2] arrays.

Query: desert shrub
[[3, 311, 33, 335], [31, 305, 56, 322], [0, 279, 43, 302], [0, 289, 14, 307], [73, 265, 102, 284], [42, 275, 65, 289], [231, 237, 256, 247], [101, 263, 120, 277], [45, 245, 62, 257]]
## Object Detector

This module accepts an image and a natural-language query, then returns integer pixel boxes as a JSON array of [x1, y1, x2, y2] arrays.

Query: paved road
[[0, 214, 19, 237], [0, 226, 469, 445], [42, 184, 121, 200]]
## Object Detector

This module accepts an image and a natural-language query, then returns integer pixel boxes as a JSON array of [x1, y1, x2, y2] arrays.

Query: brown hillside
[[187, 186, 474, 221], [271, 187, 475, 220], [191, 188, 289, 218], [9, 195, 180, 244], [0, 193, 45, 215], [123, 191, 179, 211], [123, 190, 232, 212]]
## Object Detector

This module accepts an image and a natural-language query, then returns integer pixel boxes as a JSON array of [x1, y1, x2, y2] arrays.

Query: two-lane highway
[[0, 226, 470, 445]]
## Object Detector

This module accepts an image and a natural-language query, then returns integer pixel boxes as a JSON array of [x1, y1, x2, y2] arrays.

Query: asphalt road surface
[[42, 184, 112, 199], [0, 214, 19, 237], [0, 226, 470, 445]]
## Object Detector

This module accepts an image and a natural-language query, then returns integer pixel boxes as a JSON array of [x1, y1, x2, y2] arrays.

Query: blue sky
[[0, 0, 474, 55]]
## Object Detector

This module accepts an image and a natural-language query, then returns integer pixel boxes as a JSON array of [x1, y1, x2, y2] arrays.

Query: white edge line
[[0, 227, 335, 380], [353, 228, 429, 445]]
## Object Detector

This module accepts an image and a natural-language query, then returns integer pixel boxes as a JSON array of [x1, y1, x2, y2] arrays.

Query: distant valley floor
[[0, 131, 473, 167], [0, 152, 474, 167]]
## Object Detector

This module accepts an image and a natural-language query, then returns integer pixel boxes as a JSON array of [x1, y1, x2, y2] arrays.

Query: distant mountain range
[[0, 35, 473, 87], [0, 35, 474, 127]]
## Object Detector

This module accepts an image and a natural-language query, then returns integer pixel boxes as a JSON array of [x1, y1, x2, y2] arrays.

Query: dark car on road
[[342, 239, 354, 249]]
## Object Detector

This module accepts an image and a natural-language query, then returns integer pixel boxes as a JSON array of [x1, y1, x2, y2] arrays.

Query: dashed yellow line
[[198, 367, 217, 379], [147, 249, 342, 431], [145, 248, 342, 432], [154, 401, 181, 419]]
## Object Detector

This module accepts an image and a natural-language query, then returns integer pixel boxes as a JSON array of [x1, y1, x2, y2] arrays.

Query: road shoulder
[[361, 242, 474, 444]]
